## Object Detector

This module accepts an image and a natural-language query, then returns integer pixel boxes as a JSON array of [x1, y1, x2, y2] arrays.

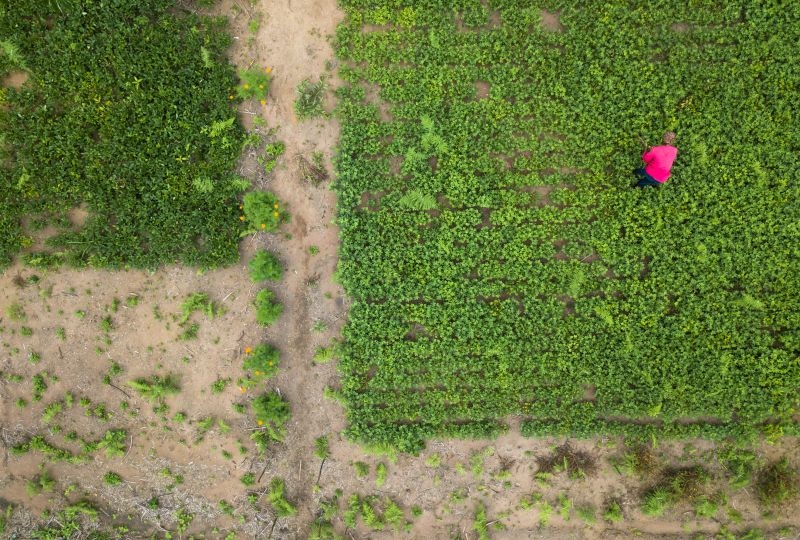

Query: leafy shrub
[[248, 250, 283, 281], [253, 289, 283, 326], [103, 472, 123, 486], [294, 77, 327, 119], [251, 391, 291, 443], [236, 67, 271, 103], [241, 343, 281, 387], [242, 191, 289, 234]]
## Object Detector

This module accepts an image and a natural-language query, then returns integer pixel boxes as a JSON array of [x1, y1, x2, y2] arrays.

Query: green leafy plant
[[180, 292, 225, 323], [248, 250, 283, 281], [103, 472, 123, 486], [267, 477, 297, 517], [251, 390, 291, 444], [236, 67, 271, 103], [242, 191, 289, 234], [314, 435, 331, 484], [253, 289, 283, 326]]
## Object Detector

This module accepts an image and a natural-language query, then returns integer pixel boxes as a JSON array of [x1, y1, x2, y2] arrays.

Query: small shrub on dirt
[[294, 77, 327, 119], [718, 445, 759, 489], [103, 472, 123, 486], [128, 374, 180, 403], [248, 250, 283, 281], [267, 477, 297, 517], [240, 472, 256, 486], [180, 292, 225, 323], [253, 289, 283, 326], [603, 500, 623, 523], [537, 443, 597, 479], [236, 67, 271, 103], [614, 443, 660, 477], [26, 469, 56, 496], [755, 458, 799, 507], [242, 191, 289, 234], [641, 466, 711, 517], [251, 390, 291, 444]]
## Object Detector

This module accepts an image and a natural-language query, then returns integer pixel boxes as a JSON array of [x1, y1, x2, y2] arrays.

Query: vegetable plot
[[333, 1, 800, 452]]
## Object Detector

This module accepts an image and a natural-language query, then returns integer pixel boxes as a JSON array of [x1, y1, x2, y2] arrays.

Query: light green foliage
[[242, 191, 289, 234], [313, 340, 341, 363], [557, 493, 572, 521], [128, 374, 180, 402], [314, 435, 331, 460], [333, 1, 800, 452], [175, 508, 193, 535], [210, 378, 231, 394], [576, 504, 596, 524], [718, 445, 758, 489], [248, 250, 283, 281], [473, 503, 489, 540], [294, 77, 327, 119], [0, 1, 247, 269], [375, 462, 387, 487], [253, 289, 283, 326], [180, 292, 225, 323], [103, 471, 123, 486], [26, 468, 56, 496], [603, 501, 623, 523], [240, 472, 256, 486], [424, 453, 441, 468], [241, 343, 281, 388], [267, 477, 297, 517], [6, 302, 25, 321], [236, 67, 271, 101]]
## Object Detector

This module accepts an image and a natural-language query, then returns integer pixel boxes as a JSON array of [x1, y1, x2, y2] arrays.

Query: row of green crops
[[332, 1, 800, 452], [0, 0, 246, 269]]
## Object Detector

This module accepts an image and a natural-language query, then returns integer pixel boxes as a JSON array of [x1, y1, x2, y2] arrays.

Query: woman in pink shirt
[[634, 132, 678, 187]]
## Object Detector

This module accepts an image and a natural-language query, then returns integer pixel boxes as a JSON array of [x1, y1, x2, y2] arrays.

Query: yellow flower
[[258, 84, 264, 89], [239, 204, 243, 209], [265, 67, 272, 74], [273, 211, 279, 217], [239, 216, 245, 221], [244, 347, 252, 354], [254, 370, 261, 375], [228, 95, 234, 100], [240, 387, 246, 393], [257, 420, 264, 425], [260, 223, 266, 229], [267, 361, 273, 366], [243, 83, 250, 89], [273, 203, 279, 209], [260, 99, 267, 106]]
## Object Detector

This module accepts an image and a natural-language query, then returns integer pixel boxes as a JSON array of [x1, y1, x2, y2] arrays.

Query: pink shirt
[[642, 145, 678, 182]]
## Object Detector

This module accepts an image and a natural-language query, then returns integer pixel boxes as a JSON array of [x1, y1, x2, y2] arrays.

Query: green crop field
[[332, 2, 800, 453], [0, 0, 246, 270]]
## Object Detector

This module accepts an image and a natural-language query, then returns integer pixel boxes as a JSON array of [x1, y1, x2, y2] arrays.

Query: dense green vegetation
[[333, 1, 800, 452], [0, 0, 247, 269]]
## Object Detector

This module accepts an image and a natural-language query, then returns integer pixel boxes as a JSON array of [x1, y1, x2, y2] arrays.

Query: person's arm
[[642, 149, 654, 163]]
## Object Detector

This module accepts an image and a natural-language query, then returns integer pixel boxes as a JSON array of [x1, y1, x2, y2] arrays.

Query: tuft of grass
[[375, 462, 388, 487], [103, 471, 123, 486], [267, 477, 297, 517], [128, 374, 180, 402], [240, 472, 256, 486], [755, 458, 798, 507], [537, 443, 597, 479], [294, 77, 327, 119], [603, 500, 623, 523]]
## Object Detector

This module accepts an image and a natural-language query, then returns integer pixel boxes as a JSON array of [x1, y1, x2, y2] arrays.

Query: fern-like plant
[[398, 190, 437, 211]]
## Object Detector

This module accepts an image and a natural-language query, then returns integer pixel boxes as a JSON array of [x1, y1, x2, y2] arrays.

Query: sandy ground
[[1, 3, 800, 539]]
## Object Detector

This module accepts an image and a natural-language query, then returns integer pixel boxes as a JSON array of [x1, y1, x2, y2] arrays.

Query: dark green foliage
[[641, 466, 711, 516], [253, 289, 283, 326], [0, 1, 247, 269], [248, 250, 283, 281], [251, 390, 291, 443], [333, 2, 800, 451]]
